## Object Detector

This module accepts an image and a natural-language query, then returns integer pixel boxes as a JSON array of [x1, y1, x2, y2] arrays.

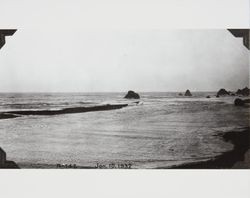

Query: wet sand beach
[[14, 128, 250, 169], [167, 128, 250, 169]]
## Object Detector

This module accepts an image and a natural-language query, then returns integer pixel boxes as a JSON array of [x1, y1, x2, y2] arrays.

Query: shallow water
[[0, 92, 249, 168]]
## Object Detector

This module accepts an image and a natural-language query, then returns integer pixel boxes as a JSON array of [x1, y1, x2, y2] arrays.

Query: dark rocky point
[[0, 147, 19, 169], [234, 98, 250, 106], [236, 89, 241, 95], [234, 98, 245, 106], [236, 87, 250, 96], [168, 128, 250, 169], [124, 90, 140, 99], [206, 96, 211, 98], [184, 90, 192, 96], [217, 88, 229, 96]]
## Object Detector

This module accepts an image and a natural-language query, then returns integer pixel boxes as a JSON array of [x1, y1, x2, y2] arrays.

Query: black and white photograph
[[0, 28, 249, 169]]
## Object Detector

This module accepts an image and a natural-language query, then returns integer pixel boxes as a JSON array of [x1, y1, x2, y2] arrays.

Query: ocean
[[0, 92, 249, 168]]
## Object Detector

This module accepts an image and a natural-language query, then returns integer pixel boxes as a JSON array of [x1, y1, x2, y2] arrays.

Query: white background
[[0, 170, 250, 198], [0, 0, 250, 197]]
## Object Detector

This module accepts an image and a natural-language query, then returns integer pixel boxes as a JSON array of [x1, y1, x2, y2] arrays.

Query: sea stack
[[216, 88, 229, 97], [184, 90, 192, 96], [236, 87, 250, 96], [124, 90, 140, 99]]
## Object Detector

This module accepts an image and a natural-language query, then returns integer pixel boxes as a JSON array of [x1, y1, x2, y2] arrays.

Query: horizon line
[[0, 90, 238, 93]]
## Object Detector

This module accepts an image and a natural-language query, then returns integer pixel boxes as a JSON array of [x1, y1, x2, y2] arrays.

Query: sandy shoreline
[[166, 127, 250, 169], [2, 128, 249, 169], [16, 128, 250, 169]]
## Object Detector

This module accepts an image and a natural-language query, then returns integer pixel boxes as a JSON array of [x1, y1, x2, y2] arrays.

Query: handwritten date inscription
[[95, 163, 132, 169]]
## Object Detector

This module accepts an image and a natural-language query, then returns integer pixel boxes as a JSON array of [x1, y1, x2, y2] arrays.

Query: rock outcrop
[[206, 96, 211, 98], [234, 98, 245, 106], [124, 90, 140, 99], [236, 89, 241, 95], [236, 87, 250, 96], [184, 90, 192, 96], [0, 147, 6, 166], [0, 147, 19, 169], [234, 98, 250, 106], [217, 88, 229, 97]]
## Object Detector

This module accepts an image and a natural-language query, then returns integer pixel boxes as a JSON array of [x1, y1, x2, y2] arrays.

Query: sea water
[[0, 92, 249, 168]]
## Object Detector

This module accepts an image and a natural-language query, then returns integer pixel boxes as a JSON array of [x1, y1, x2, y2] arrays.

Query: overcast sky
[[0, 1, 249, 92]]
